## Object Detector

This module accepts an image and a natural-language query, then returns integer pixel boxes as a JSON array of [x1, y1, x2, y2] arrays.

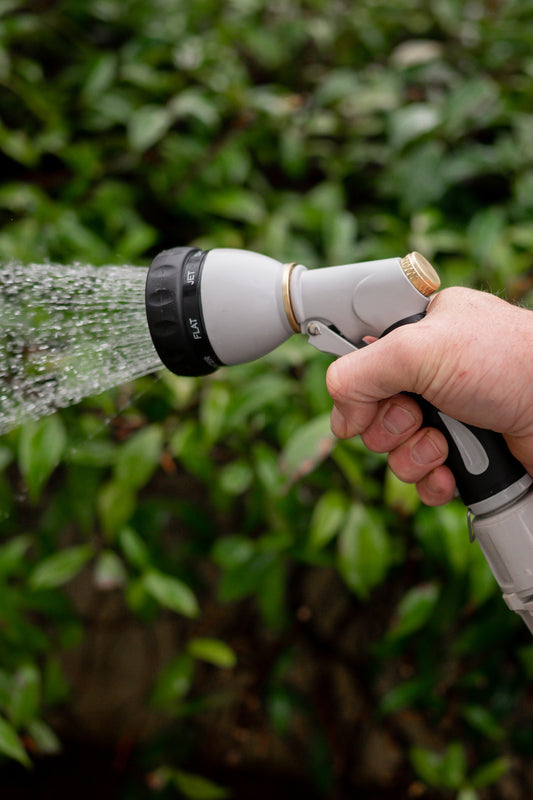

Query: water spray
[[0, 263, 160, 431], [146, 246, 533, 636]]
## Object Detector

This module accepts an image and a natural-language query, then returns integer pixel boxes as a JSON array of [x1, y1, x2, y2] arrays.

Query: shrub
[[1, 1, 533, 797]]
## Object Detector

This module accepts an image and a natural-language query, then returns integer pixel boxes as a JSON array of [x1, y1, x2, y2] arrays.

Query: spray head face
[[145, 247, 221, 376]]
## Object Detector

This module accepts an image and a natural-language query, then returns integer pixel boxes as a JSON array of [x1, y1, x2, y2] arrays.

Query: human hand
[[326, 287, 533, 506]]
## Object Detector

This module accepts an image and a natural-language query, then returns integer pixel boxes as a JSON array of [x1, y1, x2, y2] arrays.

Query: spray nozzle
[[145, 246, 440, 377]]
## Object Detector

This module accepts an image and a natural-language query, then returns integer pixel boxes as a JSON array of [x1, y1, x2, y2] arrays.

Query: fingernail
[[383, 403, 415, 435], [412, 433, 442, 465]]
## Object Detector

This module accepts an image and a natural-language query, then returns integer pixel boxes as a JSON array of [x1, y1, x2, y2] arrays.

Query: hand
[[326, 287, 533, 506]]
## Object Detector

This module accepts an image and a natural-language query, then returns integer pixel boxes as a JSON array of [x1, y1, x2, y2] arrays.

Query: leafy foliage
[[1, 0, 533, 797]]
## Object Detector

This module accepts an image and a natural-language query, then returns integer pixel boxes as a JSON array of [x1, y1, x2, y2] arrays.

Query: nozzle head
[[145, 247, 222, 376], [400, 252, 440, 296]]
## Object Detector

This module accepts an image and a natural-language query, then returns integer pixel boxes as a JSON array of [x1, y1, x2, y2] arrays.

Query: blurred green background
[[1, 1, 533, 798]]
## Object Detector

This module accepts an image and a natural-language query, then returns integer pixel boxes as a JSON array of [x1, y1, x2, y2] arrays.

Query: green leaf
[[29, 544, 93, 590], [211, 535, 255, 570], [457, 790, 478, 800], [142, 571, 199, 618], [128, 105, 172, 152], [257, 556, 287, 630], [187, 638, 237, 669], [18, 416, 66, 503], [173, 769, 229, 799], [308, 490, 348, 550], [0, 445, 13, 471], [379, 678, 430, 716], [227, 374, 294, 428], [410, 745, 444, 787], [125, 576, 150, 616], [443, 76, 500, 137], [384, 468, 420, 516], [468, 543, 498, 608], [97, 480, 136, 541], [218, 460, 253, 496], [199, 382, 231, 444], [43, 658, 69, 707], [414, 502, 471, 575], [411, 742, 468, 791], [280, 413, 336, 484], [8, 664, 41, 729], [253, 442, 285, 496], [0, 715, 31, 767], [82, 53, 116, 102], [337, 504, 391, 598], [169, 421, 213, 482], [389, 103, 440, 149], [440, 742, 468, 790], [207, 188, 266, 225], [518, 643, 533, 680], [438, 504, 471, 575], [0, 534, 32, 577], [267, 687, 296, 736], [65, 439, 117, 467], [118, 526, 150, 570], [467, 206, 507, 270], [151, 653, 195, 709], [155, 767, 229, 799], [386, 583, 440, 640], [470, 757, 510, 789], [169, 89, 219, 127], [114, 425, 163, 491], [93, 550, 127, 590], [217, 551, 277, 603], [461, 704, 504, 742], [27, 719, 61, 755]]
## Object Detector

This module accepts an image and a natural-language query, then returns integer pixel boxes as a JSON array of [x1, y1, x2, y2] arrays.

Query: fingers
[[331, 389, 455, 507], [416, 465, 457, 506], [327, 338, 457, 508], [360, 395, 423, 452], [387, 427, 449, 483], [326, 330, 422, 440], [387, 427, 454, 507]]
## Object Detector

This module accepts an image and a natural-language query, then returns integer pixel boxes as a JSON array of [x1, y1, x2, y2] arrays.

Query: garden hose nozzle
[[145, 245, 533, 635], [145, 246, 439, 375]]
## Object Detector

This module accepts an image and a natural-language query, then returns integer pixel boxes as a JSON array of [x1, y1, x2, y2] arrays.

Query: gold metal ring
[[400, 252, 440, 296], [282, 262, 300, 333]]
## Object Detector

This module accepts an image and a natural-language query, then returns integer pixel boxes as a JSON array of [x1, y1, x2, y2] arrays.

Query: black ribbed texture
[[145, 247, 222, 377]]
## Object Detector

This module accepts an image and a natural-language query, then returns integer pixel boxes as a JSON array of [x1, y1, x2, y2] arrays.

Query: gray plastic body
[[473, 488, 533, 635], [200, 250, 430, 365], [290, 257, 430, 342], [200, 248, 293, 365]]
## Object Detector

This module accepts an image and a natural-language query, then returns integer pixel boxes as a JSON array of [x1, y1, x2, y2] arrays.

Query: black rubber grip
[[412, 394, 528, 509]]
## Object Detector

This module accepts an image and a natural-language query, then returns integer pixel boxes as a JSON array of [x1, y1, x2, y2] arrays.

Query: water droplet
[[0, 262, 162, 432]]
